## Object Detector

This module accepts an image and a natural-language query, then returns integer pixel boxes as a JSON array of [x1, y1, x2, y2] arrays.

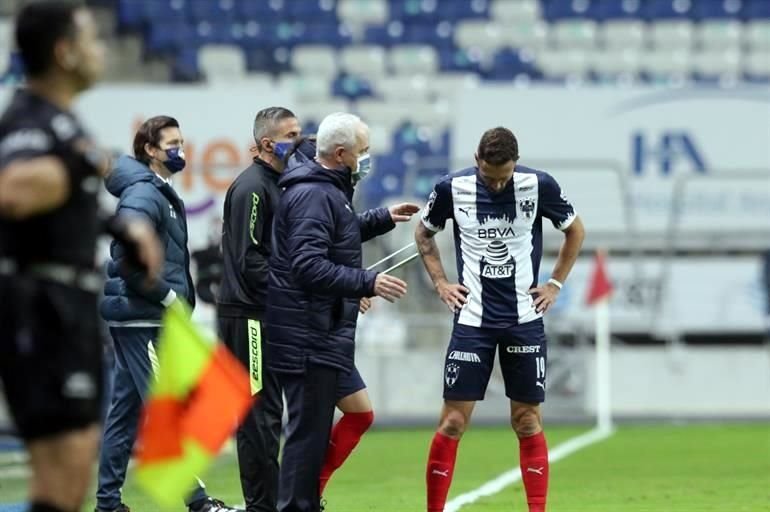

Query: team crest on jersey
[[481, 240, 514, 279], [518, 198, 536, 219], [445, 363, 460, 387]]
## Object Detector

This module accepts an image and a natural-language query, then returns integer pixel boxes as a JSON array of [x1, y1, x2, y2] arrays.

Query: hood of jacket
[[105, 155, 164, 197]]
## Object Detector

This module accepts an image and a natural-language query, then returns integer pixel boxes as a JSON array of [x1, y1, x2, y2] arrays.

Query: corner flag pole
[[586, 250, 614, 432]]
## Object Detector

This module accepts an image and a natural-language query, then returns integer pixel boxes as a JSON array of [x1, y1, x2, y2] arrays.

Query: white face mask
[[352, 153, 371, 184]]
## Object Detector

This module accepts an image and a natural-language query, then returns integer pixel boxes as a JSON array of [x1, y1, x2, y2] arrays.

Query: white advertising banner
[[541, 256, 768, 335], [453, 86, 770, 237]]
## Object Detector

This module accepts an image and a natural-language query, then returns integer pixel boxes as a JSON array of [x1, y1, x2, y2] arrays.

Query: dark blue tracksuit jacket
[[266, 158, 395, 375], [100, 155, 196, 325]]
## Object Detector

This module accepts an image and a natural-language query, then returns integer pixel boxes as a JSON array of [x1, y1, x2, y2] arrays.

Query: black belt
[[0, 258, 103, 294]]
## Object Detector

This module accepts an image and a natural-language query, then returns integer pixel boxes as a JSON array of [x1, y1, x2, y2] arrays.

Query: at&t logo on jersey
[[481, 240, 514, 279]]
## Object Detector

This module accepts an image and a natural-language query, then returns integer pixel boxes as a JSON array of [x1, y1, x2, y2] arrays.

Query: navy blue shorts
[[443, 318, 547, 403], [336, 365, 366, 401]]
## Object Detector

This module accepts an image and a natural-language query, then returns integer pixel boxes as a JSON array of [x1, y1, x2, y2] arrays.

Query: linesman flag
[[135, 300, 252, 508]]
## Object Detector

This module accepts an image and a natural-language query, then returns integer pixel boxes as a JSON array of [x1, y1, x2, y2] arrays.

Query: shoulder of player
[[515, 165, 560, 189], [434, 166, 476, 190]]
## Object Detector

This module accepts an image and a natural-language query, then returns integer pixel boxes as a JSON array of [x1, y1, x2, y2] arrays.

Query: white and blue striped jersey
[[421, 165, 576, 328]]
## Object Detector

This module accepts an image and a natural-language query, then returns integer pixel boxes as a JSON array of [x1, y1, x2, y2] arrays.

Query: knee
[[511, 408, 542, 438], [438, 410, 468, 439]]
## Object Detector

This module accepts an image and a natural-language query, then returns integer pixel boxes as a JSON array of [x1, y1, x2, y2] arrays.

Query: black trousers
[[277, 364, 339, 512], [218, 316, 284, 512]]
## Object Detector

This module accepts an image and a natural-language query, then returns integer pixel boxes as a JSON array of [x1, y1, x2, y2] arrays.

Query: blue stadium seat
[[590, 0, 643, 20], [392, 123, 433, 155], [145, 21, 194, 53], [745, 0, 770, 18], [286, 0, 339, 23], [295, 23, 353, 46], [364, 22, 408, 47], [390, 0, 443, 24], [117, 0, 146, 30], [235, 0, 286, 22], [443, 0, 491, 21], [332, 74, 376, 100], [189, 0, 238, 22], [438, 47, 482, 73], [245, 47, 292, 74], [403, 23, 455, 48], [143, 0, 188, 22], [172, 48, 201, 82], [483, 49, 542, 81], [692, 0, 744, 19], [542, 0, 593, 21], [641, 0, 694, 20]]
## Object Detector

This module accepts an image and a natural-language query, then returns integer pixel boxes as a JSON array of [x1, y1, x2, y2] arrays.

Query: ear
[[53, 39, 77, 71], [144, 142, 156, 161], [335, 146, 346, 160], [260, 137, 273, 153]]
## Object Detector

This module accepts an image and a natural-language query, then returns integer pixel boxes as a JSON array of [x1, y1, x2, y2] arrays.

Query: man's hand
[[373, 273, 407, 302], [529, 282, 560, 314], [388, 203, 420, 223], [359, 297, 372, 314], [436, 280, 469, 313], [124, 219, 164, 286]]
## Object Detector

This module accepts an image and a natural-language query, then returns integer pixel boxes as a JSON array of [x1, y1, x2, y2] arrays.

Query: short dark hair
[[253, 106, 296, 149], [477, 127, 519, 166], [16, 1, 83, 78], [133, 116, 180, 165]]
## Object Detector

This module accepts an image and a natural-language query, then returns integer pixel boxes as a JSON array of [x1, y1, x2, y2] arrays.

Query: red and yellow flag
[[135, 300, 252, 508]]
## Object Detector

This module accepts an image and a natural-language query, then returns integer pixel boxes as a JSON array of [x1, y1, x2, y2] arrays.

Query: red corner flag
[[586, 250, 613, 306]]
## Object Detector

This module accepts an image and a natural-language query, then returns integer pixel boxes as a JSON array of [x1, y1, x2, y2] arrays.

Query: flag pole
[[595, 294, 612, 432]]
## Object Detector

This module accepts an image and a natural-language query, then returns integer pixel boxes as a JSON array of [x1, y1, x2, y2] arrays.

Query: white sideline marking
[[445, 426, 615, 512]]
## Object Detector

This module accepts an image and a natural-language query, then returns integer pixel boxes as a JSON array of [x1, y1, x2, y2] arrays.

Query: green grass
[[1, 424, 769, 511]]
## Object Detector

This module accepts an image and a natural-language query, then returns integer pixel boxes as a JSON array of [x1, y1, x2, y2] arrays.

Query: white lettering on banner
[[449, 351, 482, 363], [506, 345, 541, 354]]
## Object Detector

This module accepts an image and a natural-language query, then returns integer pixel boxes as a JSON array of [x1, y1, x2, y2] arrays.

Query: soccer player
[[415, 127, 585, 512], [0, 3, 162, 512]]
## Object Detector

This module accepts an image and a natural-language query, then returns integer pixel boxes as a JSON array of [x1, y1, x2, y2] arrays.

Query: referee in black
[[217, 106, 301, 512], [0, 3, 161, 512]]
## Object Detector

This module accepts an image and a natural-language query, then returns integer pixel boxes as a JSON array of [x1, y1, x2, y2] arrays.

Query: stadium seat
[[375, 76, 432, 103], [692, 0, 744, 19], [199, 45, 247, 81], [534, 48, 592, 78], [291, 45, 339, 78], [340, 45, 388, 78], [454, 20, 504, 54], [172, 47, 202, 82], [641, 48, 692, 77], [438, 47, 483, 73], [600, 20, 647, 49], [745, 21, 770, 50], [590, 48, 643, 77], [389, 0, 442, 24], [402, 22, 455, 47], [649, 20, 695, 49], [590, 0, 643, 20], [235, 0, 287, 22], [744, 0, 770, 19], [363, 21, 407, 46], [401, 101, 452, 132], [641, 0, 694, 20], [744, 49, 770, 77], [295, 23, 353, 47], [332, 73, 376, 99], [696, 20, 743, 50], [286, 0, 339, 23], [189, 0, 237, 22], [490, 0, 541, 24], [550, 20, 599, 49], [245, 47, 292, 74], [542, 0, 593, 21], [443, 0, 491, 21], [295, 99, 350, 125], [337, 0, 389, 27], [500, 21, 549, 52], [356, 99, 413, 131], [389, 45, 439, 75], [367, 123, 394, 156], [279, 73, 334, 102], [427, 72, 481, 100], [483, 49, 542, 81], [145, 21, 194, 54], [142, 0, 187, 23], [691, 48, 742, 77]]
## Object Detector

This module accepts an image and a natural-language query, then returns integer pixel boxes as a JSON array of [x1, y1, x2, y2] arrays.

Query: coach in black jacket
[[218, 107, 301, 512], [266, 112, 416, 512]]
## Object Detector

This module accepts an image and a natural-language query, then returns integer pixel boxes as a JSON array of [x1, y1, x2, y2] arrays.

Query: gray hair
[[316, 112, 367, 158], [252, 106, 296, 149]]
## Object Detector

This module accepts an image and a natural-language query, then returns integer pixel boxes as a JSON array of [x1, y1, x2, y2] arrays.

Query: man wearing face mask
[[266, 112, 418, 512], [96, 116, 241, 512], [218, 106, 301, 512]]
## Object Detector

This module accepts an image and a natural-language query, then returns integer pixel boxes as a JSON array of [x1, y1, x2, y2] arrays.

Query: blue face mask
[[273, 140, 293, 160], [163, 147, 186, 173], [352, 153, 371, 185]]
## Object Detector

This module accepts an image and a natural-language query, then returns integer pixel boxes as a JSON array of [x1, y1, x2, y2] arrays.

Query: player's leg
[[427, 325, 496, 512], [319, 368, 374, 495], [499, 318, 549, 512]]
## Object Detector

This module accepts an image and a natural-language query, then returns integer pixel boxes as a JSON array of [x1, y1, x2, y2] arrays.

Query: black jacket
[[266, 153, 395, 374], [218, 158, 281, 318]]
